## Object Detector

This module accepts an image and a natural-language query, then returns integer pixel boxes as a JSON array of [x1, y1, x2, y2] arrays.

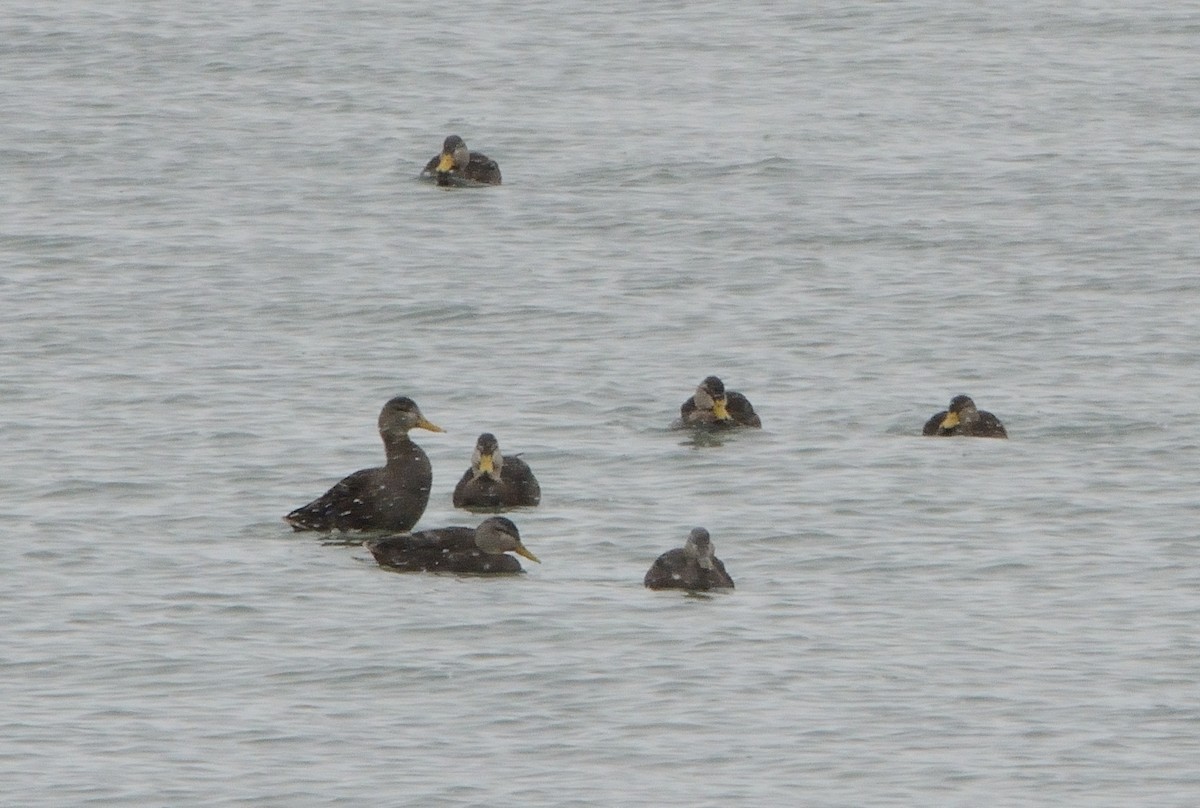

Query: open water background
[[3, 2, 1200, 805]]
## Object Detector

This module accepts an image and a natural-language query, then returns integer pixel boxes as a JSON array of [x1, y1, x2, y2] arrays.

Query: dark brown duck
[[675, 375, 761, 429], [422, 135, 502, 186], [644, 528, 735, 591], [284, 396, 444, 533], [922, 394, 1008, 438], [365, 516, 540, 574], [452, 432, 541, 510]]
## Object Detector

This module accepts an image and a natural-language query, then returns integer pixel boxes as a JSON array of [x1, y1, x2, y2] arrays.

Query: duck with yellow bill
[[422, 135, 501, 186], [284, 396, 444, 533], [365, 516, 540, 574]]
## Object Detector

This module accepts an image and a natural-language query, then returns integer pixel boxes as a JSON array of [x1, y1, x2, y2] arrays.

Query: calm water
[[4, 2, 1200, 805]]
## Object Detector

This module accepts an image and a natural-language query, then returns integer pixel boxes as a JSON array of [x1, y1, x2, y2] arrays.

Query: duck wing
[[500, 456, 541, 506], [366, 526, 477, 570], [972, 411, 1008, 438], [285, 467, 379, 532], [464, 152, 501, 184], [644, 548, 688, 589]]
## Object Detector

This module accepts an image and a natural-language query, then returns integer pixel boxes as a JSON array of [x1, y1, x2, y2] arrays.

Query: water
[[3, 2, 1200, 805]]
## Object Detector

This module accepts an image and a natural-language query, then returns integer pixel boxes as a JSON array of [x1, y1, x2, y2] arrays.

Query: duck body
[[922, 394, 1008, 439], [284, 397, 443, 533], [365, 516, 540, 574], [452, 433, 541, 510], [675, 376, 761, 429], [422, 135, 501, 186], [644, 528, 735, 591]]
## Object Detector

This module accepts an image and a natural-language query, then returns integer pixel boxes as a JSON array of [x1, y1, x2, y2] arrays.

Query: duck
[[421, 135, 502, 186], [644, 528, 735, 591], [674, 376, 762, 429], [452, 432, 541, 510], [922, 394, 1008, 438], [283, 396, 444, 532], [365, 516, 540, 574]]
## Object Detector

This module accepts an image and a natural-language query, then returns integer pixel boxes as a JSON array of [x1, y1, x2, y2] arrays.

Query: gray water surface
[[3, 2, 1200, 806]]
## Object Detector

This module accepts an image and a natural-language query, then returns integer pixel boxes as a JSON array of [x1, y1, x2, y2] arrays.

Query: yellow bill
[[513, 543, 541, 564], [436, 153, 455, 172], [417, 418, 445, 433], [939, 412, 960, 430], [713, 399, 730, 420]]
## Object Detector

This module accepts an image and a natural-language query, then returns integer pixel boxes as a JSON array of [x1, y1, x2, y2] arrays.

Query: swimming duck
[[365, 516, 540, 574], [452, 432, 541, 510], [675, 376, 762, 429], [284, 396, 444, 532], [922, 394, 1008, 438], [421, 135, 502, 186], [644, 528, 735, 591]]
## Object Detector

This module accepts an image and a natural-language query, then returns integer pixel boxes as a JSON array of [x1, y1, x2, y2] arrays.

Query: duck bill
[[417, 418, 445, 433], [713, 398, 731, 420], [435, 153, 455, 172], [478, 454, 495, 475], [513, 543, 541, 564], [939, 412, 960, 430]]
